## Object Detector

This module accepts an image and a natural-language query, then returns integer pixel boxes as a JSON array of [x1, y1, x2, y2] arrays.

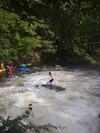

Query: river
[[0, 67, 100, 133]]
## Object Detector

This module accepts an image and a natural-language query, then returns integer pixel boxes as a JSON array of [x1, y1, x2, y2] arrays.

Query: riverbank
[[0, 61, 100, 78]]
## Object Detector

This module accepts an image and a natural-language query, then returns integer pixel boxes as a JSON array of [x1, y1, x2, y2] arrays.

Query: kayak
[[35, 84, 65, 92], [21, 63, 32, 67], [18, 66, 29, 72]]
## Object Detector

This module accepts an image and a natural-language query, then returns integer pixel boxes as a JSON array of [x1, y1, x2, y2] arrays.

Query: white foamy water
[[0, 68, 100, 133]]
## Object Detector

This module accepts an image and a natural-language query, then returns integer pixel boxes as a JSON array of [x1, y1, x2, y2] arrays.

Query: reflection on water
[[0, 68, 100, 133]]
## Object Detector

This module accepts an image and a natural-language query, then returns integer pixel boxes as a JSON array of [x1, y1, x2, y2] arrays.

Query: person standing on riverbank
[[7, 65, 12, 78], [0, 63, 5, 77]]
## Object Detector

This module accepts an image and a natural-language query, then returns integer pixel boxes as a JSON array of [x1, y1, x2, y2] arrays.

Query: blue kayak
[[18, 66, 29, 72]]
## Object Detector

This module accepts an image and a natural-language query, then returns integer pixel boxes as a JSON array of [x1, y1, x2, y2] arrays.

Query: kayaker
[[47, 71, 55, 84]]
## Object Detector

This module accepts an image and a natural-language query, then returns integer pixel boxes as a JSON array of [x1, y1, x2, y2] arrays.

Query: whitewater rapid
[[0, 67, 100, 133]]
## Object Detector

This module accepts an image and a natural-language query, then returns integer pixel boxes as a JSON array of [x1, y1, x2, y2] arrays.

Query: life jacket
[[0, 68, 5, 75]]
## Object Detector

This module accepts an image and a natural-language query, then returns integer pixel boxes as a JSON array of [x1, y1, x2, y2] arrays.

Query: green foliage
[[0, 0, 100, 64], [0, 116, 56, 133], [0, 8, 41, 61], [42, 41, 56, 54]]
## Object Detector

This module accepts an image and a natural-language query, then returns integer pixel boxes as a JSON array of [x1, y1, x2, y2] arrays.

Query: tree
[[0, 0, 100, 64]]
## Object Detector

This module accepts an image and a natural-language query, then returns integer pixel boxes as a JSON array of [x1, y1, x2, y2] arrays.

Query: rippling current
[[0, 67, 100, 133]]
